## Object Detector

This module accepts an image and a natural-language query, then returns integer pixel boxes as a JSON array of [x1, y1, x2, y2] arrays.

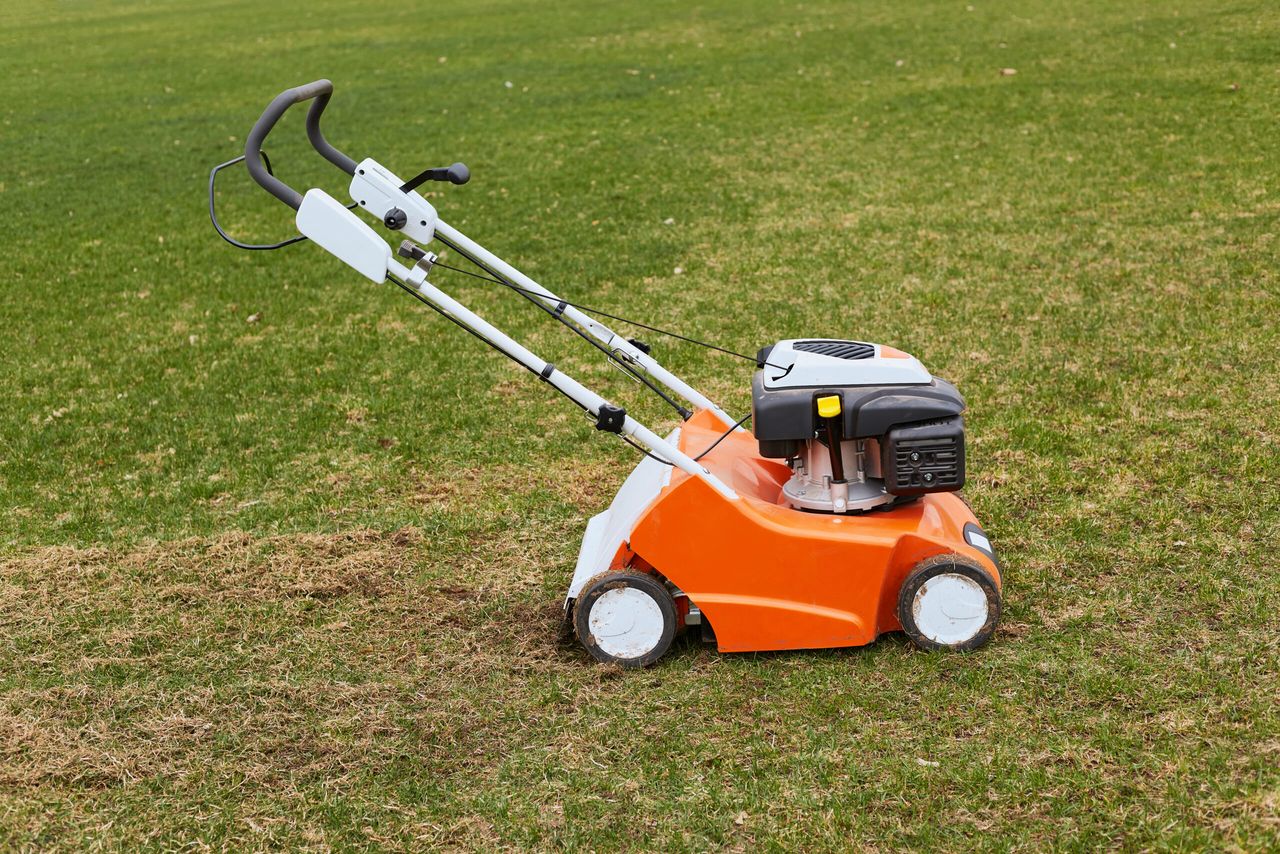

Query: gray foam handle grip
[[244, 79, 358, 211]]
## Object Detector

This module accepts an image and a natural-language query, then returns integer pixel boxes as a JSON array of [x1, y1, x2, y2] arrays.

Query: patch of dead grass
[[0, 527, 582, 797]]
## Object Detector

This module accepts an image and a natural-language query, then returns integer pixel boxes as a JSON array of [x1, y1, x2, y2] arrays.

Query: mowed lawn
[[1, 0, 1278, 849]]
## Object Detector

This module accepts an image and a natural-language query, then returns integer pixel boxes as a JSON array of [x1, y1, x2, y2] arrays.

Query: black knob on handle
[[384, 208, 408, 230], [442, 162, 470, 185], [399, 162, 471, 193]]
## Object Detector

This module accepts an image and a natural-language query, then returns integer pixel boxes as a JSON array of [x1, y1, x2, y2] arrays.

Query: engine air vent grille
[[881, 416, 966, 497], [891, 440, 962, 490], [793, 340, 876, 360]]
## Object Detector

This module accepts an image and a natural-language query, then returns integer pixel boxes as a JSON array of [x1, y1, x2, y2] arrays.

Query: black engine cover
[[750, 371, 966, 459]]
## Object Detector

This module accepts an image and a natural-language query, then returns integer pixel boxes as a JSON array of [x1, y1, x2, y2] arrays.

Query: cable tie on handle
[[539, 363, 556, 382], [551, 300, 568, 319]]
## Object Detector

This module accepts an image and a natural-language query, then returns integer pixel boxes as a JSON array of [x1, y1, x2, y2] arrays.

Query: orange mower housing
[[577, 410, 1001, 655]]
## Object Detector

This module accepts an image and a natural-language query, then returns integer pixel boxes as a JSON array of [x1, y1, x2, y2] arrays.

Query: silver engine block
[[781, 437, 895, 514]]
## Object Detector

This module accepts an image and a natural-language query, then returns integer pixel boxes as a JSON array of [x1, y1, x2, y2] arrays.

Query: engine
[[751, 339, 966, 513]]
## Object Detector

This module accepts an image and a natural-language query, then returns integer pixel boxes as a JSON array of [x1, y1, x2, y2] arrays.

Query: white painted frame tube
[[433, 220, 741, 429], [392, 259, 738, 501]]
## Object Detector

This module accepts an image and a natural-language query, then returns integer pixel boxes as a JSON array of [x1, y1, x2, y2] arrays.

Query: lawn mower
[[211, 80, 1003, 668]]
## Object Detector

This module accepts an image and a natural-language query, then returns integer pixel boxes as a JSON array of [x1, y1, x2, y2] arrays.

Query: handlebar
[[244, 79, 357, 211]]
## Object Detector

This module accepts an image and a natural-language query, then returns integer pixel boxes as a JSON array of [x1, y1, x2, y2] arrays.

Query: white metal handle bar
[[232, 80, 743, 493], [238, 81, 737, 430]]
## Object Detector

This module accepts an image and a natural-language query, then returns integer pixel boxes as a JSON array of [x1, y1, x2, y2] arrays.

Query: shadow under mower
[[212, 80, 1004, 669]]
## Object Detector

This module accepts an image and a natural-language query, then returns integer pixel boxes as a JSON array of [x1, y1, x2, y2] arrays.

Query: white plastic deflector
[[564, 427, 679, 608]]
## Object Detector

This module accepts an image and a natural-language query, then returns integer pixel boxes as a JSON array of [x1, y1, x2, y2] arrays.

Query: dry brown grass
[[0, 527, 566, 795], [1, 517, 1277, 848]]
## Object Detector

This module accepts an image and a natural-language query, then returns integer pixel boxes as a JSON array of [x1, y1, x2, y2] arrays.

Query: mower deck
[[567, 410, 1001, 653]]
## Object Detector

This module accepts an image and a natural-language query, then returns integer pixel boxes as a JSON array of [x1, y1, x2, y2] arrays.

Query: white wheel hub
[[912, 573, 989, 646], [588, 586, 665, 660]]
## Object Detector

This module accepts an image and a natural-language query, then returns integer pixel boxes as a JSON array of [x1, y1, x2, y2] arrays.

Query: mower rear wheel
[[898, 555, 1000, 651], [574, 571, 677, 668]]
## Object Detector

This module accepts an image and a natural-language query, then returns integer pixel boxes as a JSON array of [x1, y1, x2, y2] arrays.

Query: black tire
[[573, 571, 677, 668], [897, 555, 1000, 652]]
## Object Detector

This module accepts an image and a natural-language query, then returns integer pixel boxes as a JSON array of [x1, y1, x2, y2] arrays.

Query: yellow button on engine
[[817, 395, 842, 419]]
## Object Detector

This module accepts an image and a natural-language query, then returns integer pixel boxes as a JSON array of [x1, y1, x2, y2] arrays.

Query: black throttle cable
[[426, 256, 693, 421], [210, 155, 778, 372], [405, 257, 764, 466], [693, 413, 752, 462], [431, 259, 784, 371]]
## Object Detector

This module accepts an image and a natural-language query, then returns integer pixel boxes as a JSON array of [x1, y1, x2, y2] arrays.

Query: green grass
[[1, 0, 1278, 848]]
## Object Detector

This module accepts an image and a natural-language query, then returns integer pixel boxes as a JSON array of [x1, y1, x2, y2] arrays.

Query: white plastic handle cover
[[296, 188, 390, 283]]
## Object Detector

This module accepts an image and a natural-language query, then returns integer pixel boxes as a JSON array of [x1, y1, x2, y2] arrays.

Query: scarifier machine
[[212, 81, 1003, 668]]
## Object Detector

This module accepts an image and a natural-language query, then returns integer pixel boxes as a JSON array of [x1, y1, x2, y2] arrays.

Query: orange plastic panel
[[627, 410, 1000, 652]]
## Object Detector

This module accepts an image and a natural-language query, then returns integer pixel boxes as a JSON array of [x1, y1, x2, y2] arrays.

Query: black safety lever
[[399, 162, 471, 193]]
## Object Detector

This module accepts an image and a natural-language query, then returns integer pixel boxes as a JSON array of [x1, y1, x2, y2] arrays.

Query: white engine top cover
[[761, 339, 932, 389]]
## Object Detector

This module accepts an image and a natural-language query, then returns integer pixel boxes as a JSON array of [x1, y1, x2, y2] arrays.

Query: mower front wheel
[[898, 555, 1001, 652], [573, 571, 677, 668]]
